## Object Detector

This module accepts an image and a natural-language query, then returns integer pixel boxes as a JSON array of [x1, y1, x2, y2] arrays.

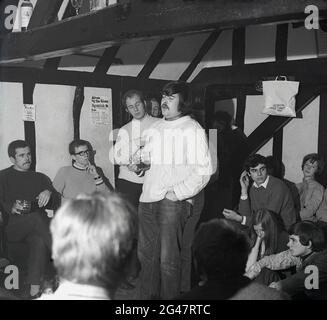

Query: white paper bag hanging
[[262, 76, 299, 117]]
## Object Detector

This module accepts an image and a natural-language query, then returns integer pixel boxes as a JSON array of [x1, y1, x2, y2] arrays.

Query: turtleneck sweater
[[139, 115, 213, 203], [53, 163, 108, 201]]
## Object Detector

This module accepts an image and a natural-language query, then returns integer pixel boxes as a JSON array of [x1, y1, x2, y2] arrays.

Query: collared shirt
[[253, 175, 270, 189], [241, 175, 270, 225], [38, 281, 110, 300]]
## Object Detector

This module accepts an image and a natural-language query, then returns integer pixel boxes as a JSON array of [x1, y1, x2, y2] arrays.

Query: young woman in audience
[[296, 153, 325, 222], [245, 209, 290, 285]]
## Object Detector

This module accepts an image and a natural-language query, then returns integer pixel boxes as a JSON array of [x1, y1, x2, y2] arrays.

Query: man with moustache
[[0, 140, 56, 298], [138, 81, 214, 299]]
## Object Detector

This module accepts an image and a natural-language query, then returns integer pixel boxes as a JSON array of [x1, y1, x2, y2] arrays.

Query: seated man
[[40, 191, 136, 300], [223, 154, 297, 231], [0, 140, 58, 298], [177, 219, 286, 300], [260, 221, 327, 300], [53, 139, 112, 202]]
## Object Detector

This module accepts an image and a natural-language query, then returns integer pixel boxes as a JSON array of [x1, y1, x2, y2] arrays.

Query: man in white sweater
[[138, 81, 214, 300], [113, 90, 158, 288], [114, 89, 159, 209]]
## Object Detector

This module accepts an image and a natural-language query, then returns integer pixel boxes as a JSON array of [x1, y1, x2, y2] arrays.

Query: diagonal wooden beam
[[247, 86, 324, 154], [137, 38, 174, 79], [28, 0, 64, 29], [94, 46, 121, 74], [2, 0, 327, 64], [180, 31, 220, 82]]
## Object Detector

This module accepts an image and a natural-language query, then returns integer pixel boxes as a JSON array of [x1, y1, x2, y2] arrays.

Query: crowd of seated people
[[2, 106, 327, 300]]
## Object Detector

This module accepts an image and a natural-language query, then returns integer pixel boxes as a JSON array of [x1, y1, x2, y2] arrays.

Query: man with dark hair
[[137, 81, 214, 299], [260, 221, 327, 299], [53, 139, 112, 202], [39, 192, 136, 300], [178, 219, 285, 300], [223, 154, 297, 230], [0, 140, 58, 298]]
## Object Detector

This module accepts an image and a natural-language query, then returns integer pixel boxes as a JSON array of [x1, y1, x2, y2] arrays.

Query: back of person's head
[[68, 139, 91, 155], [8, 140, 30, 158], [301, 153, 325, 177], [244, 154, 267, 172], [250, 209, 283, 256], [266, 156, 285, 179], [193, 219, 251, 279], [213, 111, 233, 130], [51, 191, 137, 297], [121, 89, 144, 109], [161, 81, 192, 116], [289, 221, 325, 252]]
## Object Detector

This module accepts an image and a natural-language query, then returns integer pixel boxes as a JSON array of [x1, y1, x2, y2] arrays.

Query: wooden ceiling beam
[[1, 0, 327, 64], [0, 66, 168, 89], [193, 57, 327, 86]]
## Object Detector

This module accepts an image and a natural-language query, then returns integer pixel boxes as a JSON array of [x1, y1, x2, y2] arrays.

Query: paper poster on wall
[[23, 104, 36, 122], [91, 95, 111, 125]]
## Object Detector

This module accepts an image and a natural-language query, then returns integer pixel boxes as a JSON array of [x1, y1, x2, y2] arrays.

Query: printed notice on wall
[[23, 104, 36, 122], [91, 96, 111, 125]]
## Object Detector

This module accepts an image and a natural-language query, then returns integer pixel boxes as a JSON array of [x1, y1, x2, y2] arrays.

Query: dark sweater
[[0, 166, 56, 223], [280, 249, 327, 300], [239, 175, 297, 230]]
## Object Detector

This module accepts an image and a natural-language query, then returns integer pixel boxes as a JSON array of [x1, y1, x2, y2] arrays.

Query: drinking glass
[[71, 0, 84, 15]]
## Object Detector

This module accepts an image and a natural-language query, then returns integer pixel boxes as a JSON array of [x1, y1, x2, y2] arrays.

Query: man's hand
[[222, 209, 243, 223], [87, 164, 100, 178], [127, 163, 140, 173], [37, 190, 52, 207], [11, 202, 23, 215], [165, 191, 178, 202], [240, 170, 250, 192]]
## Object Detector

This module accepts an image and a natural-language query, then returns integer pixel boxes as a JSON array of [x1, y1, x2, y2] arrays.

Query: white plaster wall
[[283, 97, 320, 184], [80, 87, 114, 186], [244, 96, 268, 136], [0, 82, 25, 169], [108, 40, 158, 77], [150, 33, 208, 80], [34, 84, 74, 180], [188, 30, 233, 81]]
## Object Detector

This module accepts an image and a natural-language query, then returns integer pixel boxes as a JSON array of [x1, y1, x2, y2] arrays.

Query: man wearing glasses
[[223, 154, 297, 230], [53, 139, 112, 202]]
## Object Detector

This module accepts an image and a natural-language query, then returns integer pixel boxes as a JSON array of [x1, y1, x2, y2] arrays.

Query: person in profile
[[39, 191, 136, 300], [177, 219, 286, 300]]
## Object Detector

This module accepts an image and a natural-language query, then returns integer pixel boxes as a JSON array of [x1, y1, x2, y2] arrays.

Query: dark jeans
[[5, 211, 52, 285], [138, 199, 191, 300], [116, 179, 142, 278], [116, 179, 143, 211], [180, 191, 204, 293]]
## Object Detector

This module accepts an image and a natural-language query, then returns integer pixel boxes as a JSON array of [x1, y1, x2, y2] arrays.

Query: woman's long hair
[[249, 209, 284, 256]]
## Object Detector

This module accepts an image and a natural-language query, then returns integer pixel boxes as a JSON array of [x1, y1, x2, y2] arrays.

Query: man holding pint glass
[[0, 140, 58, 298]]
